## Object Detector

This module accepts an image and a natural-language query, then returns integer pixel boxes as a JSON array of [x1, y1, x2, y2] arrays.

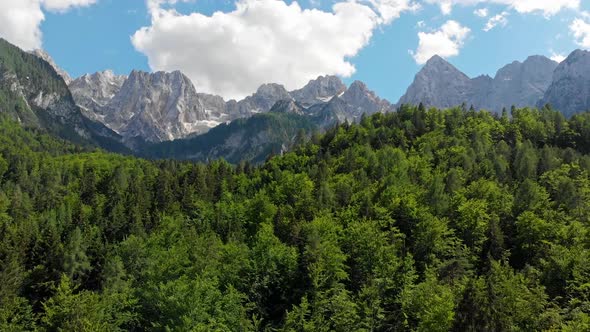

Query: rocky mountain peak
[[291, 75, 346, 106], [70, 70, 127, 113], [421, 55, 470, 80], [103, 69, 210, 142], [398, 55, 472, 108], [342, 81, 372, 105], [539, 49, 590, 117], [425, 54, 445, 65], [486, 55, 557, 111], [566, 49, 590, 62], [270, 99, 306, 116], [346, 80, 368, 92], [78, 69, 126, 85], [231, 83, 293, 115], [399, 53, 558, 112], [554, 49, 590, 78], [307, 80, 392, 125], [256, 83, 290, 97]]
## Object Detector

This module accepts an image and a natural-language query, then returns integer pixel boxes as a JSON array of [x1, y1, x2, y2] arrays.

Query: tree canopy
[[1, 104, 590, 330]]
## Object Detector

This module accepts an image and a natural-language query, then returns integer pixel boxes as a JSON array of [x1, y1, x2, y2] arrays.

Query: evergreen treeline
[[1, 105, 590, 331]]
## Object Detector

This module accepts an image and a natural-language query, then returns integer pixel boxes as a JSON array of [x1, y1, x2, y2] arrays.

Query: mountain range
[[398, 54, 559, 112], [2, 37, 590, 163], [70, 68, 391, 145]]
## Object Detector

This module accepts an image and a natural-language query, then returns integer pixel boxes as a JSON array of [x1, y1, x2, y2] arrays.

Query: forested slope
[[141, 111, 317, 163], [0, 38, 129, 154], [1, 105, 590, 331]]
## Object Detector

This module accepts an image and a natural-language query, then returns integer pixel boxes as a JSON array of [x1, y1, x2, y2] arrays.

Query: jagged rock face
[[470, 75, 494, 108], [291, 75, 346, 106], [31, 49, 73, 85], [489, 56, 557, 111], [76, 69, 391, 144], [227, 83, 293, 118], [269, 99, 306, 116], [198, 93, 226, 115], [308, 97, 350, 127], [307, 80, 392, 126], [0, 38, 126, 151], [2, 46, 84, 131], [103, 70, 210, 142], [197, 93, 231, 126], [70, 70, 127, 117], [398, 55, 473, 109], [540, 50, 590, 118], [340, 81, 392, 116], [398, 54, 557, 113]]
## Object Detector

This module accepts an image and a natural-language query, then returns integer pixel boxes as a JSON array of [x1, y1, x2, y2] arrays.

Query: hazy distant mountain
[[540, 50, 590, 118], [398, 54, 557, 112], [489, 55, 558, 111], [398, 55, 474, 109]]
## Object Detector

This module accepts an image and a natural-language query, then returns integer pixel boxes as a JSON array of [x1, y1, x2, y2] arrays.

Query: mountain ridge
[[398, 54, 559, 112], [0, 38, 128, 153], [11, 38, 590, 164], [71, 69, 390, 145], [539, 49, 590, 117]]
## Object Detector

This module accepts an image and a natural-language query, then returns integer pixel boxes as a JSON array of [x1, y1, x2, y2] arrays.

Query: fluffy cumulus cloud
[[0, 1, 44, 50], [426, 0, 579, 16], [571, 18, 590, 48], [365, 0, 421, 24], [0, 0, 97, 50], [483, 11, 508, 31], [474, 8, 488, 17], [132, 0, 418, 100], [412, 20, 470, 64]]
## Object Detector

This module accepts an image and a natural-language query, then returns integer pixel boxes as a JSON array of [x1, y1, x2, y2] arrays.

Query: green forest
[[1, 104, 590, 331]]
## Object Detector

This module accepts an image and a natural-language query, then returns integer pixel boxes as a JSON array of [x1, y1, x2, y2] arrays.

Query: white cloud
[[436, 1, 452, 15], [474, 8, 488, 17], [0, 0, 98, 50], [571, 18, 590, 48], [509, 0, 579, 16], [412, 20, 470, 64], [483, 11, 508, 31], [550, 52, 566, 63], [365, 0, 421, 24], [133, 0, 417, 100], [42, 0, 97, 12], [0, 1, 44, 50], [426, 0, 579, 16]]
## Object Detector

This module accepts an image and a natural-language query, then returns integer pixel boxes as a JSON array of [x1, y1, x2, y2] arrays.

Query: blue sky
[[5, 0, 590, 102]]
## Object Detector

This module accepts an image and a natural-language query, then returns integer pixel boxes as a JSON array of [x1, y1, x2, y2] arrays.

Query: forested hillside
[[1, 104, 590, 331], [141, 111, 317, 163], [0, 38, 129, 154]]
